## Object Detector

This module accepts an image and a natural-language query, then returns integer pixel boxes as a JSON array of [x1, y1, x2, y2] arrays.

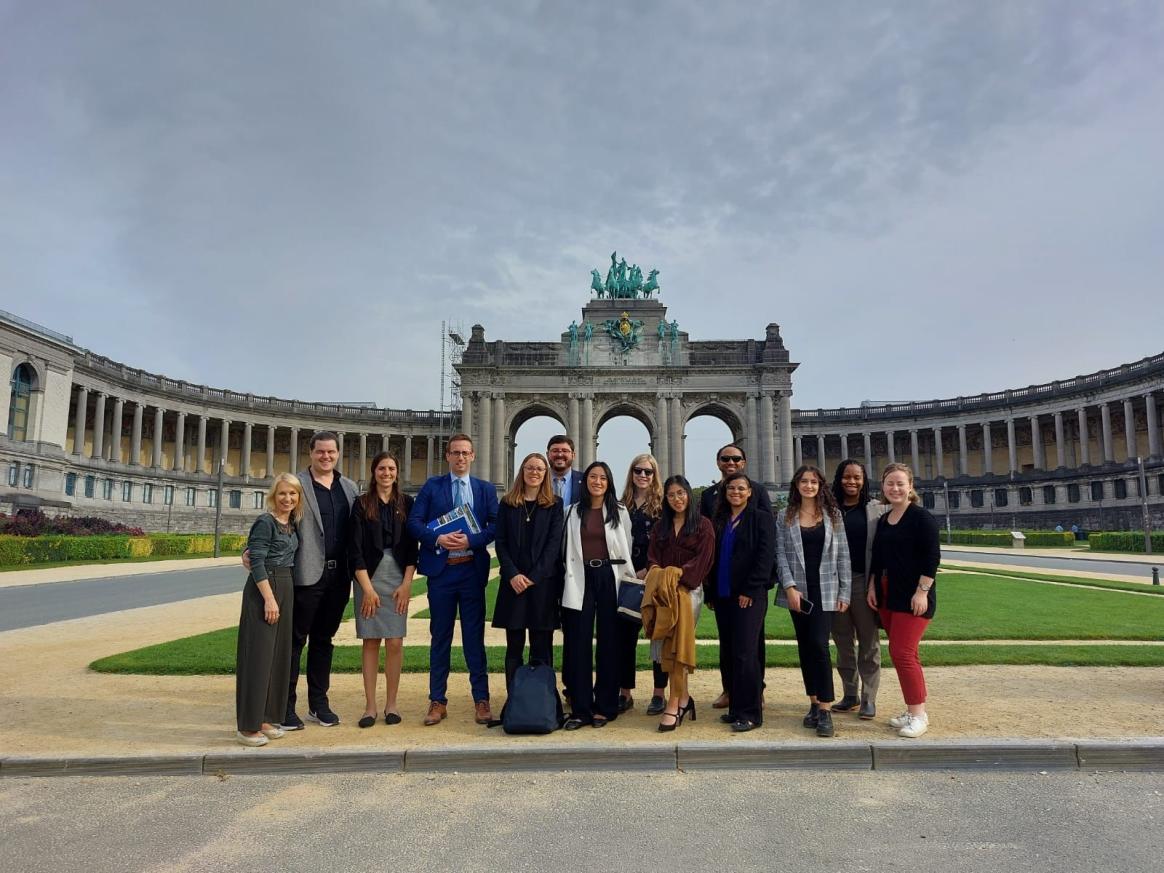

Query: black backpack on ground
[[495, 662, 565, 735]]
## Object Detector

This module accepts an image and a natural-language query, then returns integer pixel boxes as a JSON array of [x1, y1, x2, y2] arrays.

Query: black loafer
[[384, 712, 403, 725], [617, 695, 634, 713], [816, 709, 835, 737], [858, 701, 876, 720], [591, 717, 609, 729], [832, 695, 860, 712], [719, 712, 737, 724], [731, 719, 759, 732], [646, 695, 666, 715], [563, 716, 587, 731], [803, 703, 820, 728], [357, 715, 376, 729]]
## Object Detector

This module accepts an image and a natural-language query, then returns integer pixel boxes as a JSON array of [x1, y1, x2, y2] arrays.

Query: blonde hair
[[620, 453, 663, 519], [266, 472, 305, 522], [880, 462, 921, 506]]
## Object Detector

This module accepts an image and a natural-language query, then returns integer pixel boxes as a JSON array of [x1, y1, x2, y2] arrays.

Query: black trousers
[[715, 594, 768, 724], [790, 604, 835, 703], [288, 568, 351, 713], [560, 565, 620, 722], [615, 612, 640, 690], [504, 628, 554, 691]]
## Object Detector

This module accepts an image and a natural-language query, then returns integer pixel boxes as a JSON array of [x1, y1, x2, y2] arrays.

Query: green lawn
[[940, 563, 1164, 596], [0, 551, 243, 572]]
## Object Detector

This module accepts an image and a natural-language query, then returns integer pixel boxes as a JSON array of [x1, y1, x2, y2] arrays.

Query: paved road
[[948, 549, 1162, 580], [2, 770, 1160, 872], [0, 566, 242, 632]]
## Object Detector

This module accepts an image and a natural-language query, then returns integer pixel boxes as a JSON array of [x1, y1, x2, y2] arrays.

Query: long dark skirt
[[235, 566, 293, 732]]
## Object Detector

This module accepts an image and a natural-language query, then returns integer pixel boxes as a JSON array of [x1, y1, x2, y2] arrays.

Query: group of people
[[234, 429, 941, 745]]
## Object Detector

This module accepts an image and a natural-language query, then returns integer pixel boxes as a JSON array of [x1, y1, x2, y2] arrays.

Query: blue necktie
[[455, 478, 467, 508]]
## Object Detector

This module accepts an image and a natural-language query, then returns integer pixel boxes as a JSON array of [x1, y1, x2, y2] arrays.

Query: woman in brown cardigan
[[646, 475, 714, 731]]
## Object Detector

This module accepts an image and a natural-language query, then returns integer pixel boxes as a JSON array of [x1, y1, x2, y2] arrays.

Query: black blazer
[[346, 493, 419, 579], [699, 476, 772, 520], [707, 506, 777, 603], [869, 503, 941, 619], [492, 498, 565, 631]]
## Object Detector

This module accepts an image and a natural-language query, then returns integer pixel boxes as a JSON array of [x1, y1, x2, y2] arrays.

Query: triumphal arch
[[454, 253, 798, 490]]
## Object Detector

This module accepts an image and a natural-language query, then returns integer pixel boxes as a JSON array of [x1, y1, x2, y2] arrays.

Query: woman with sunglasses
[[493, 452, 565, 692], [561, 461, 638, 729], [618, 454, 664, 713], [868, 463, 941, 738], [646, 474, 715, 731], [709, 471, 776, 732], [829, 459, 887, 720], [776, 464, 851, 738]]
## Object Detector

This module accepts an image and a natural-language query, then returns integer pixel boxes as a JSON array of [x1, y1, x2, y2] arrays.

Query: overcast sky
[[3, 2, 1162, 485]]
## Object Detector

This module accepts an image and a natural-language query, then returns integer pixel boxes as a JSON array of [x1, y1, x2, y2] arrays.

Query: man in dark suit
[[698, 442, 773, 711], [546, 434, 584, 512], [407, 432, 499, 726]]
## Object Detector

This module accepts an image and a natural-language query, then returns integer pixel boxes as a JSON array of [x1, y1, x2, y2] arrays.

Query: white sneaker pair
[[897, 712, 929, 738]]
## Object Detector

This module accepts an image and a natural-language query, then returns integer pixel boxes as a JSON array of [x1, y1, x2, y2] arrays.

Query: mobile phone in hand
[[799, 598, 815, 615]]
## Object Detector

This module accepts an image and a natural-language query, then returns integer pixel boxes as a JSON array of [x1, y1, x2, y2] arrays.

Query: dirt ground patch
[[2, 592, 1163, 758]]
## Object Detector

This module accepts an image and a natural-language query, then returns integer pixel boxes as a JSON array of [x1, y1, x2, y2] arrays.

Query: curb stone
[[3, 740, 1163, 778]]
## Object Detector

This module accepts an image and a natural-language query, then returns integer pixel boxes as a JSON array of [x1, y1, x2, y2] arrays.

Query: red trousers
[[879, 580, 930, 705]]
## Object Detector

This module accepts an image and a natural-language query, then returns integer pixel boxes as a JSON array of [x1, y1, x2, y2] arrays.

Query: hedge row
[[1087, 532, 1164, 553], [0, 533, 246, 567], [946, 530, 1076, 547]]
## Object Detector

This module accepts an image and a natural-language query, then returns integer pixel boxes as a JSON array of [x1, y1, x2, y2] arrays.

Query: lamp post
[[943, 480, 952, 545], [213, 460, 224, 557], [1138, 456, 1153, 554]]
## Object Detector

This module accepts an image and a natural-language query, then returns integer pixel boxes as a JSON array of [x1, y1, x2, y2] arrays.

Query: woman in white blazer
[[561, 461, 638, 729], [776, 464, 852, 738]]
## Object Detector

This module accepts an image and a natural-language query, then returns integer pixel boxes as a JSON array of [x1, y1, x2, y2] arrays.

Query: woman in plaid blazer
[[776, 464, 852, 738]]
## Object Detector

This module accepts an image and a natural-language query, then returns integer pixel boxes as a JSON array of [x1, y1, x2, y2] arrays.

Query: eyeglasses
[[719, 455, 744, 463], [447, 450, 472, 457], [666, 491, 688, 501], [632, 467, 654, 477], [522, 465, 546, 474]]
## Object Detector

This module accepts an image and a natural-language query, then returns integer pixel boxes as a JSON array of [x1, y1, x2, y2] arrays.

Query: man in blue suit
[[407, 432, 499, 726], [547, 434, 584, 512]]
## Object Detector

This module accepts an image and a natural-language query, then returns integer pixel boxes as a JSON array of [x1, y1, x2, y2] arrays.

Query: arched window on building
[[7, 363, 35, 441]]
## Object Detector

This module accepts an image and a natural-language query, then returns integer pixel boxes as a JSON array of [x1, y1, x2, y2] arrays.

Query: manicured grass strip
[[941, 563, 1164, 595], [0, 551, 243, 572], [90, 633, 1164, 675]]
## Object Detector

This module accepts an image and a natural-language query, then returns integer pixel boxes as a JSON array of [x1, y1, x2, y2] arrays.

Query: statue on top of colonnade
[[593, 252, 661, 299]]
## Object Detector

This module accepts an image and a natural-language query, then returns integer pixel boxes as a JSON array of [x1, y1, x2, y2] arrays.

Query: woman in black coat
[[707, 471, 776, 732], [493, 452, 565, 691]]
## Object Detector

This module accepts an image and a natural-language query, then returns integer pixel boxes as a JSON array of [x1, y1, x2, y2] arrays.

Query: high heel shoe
[[657, 709, 680, 732], [676, 697, 696, 726]]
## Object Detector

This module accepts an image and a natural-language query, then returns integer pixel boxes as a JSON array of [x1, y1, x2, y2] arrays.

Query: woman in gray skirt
[[347, 451, 418, 727], [236, 473, 304, 746]]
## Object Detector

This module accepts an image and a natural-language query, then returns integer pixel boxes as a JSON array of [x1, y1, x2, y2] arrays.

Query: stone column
[[654, 394, 669, 473], [581, 395, 594, 467], [839, 432, 849, 461], [1100, 402, 1114, 463], [778, 395, 794, 485], [1077, 407, 1090, 466], [670, 396, 684, 476], [478, 396, 493, 482], [426, 435, 434, 478], [746, 394, 760, 463], [932, 427, 944, 478], [460, 394, 474, 446], [957, 424, 968, 475], [289, 426, 299, 472], [1123, 398, 1137, 459], [1054, 411, 1066, 469], [886, 430, 896, 465], [794, 435, 803, 468], [493, 395, 507, 484], [218, 419, 230, 470], [196, 416, 207, 474], [241, 421, 253, 480], [816, 434, 826, 469], [1028, 415, 1043, 469], [91, 392, 106, 460], [130, 402, 143, 466], [152, 406, 164, 469], [910, 429, 920, 473], [1147, 393, 1161, 459], [759, 393, 776, 485], [73, 385, 88, 455], [403, 435, 413, 484], [1007, 418, 1017, 474], [110, 397, 124, 463], [174, 411, 186, 472], [863, 432, 873, 473], [335, 432, 345, 474], [265, 425, 276, 477], [981, 422, 992, 475], [568, 396, 580, 462], [359, 432, 368, 481]]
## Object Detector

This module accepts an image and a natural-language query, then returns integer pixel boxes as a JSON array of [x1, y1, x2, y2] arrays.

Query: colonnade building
[[3, 306, 1162, 533]]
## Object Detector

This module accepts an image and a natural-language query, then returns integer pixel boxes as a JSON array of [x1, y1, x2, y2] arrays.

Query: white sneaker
[[261, 725, 285, 740], [888, 711, 911, 729], [898, 713, 929, 738], [236, 731, 269, 747]]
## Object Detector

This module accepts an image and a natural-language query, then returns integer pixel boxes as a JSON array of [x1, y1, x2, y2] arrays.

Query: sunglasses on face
[[719, 455, 744, 463], [632, 467, 654, 477]]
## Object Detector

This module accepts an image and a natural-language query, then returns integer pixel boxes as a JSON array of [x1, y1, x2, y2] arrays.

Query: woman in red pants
[[868, 463, 941, 738]]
